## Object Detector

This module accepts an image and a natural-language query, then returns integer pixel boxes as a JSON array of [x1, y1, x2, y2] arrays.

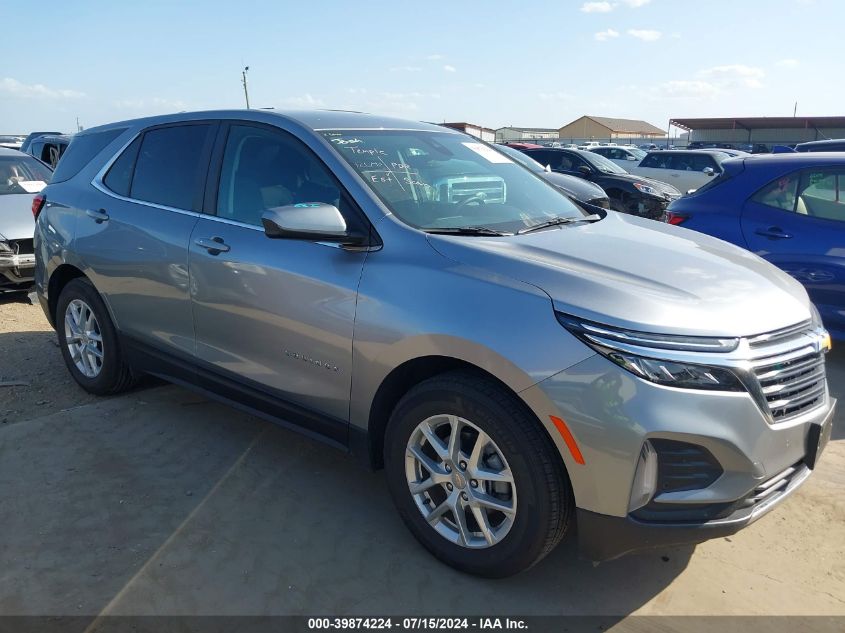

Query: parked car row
[[0, 147, 51, 290]]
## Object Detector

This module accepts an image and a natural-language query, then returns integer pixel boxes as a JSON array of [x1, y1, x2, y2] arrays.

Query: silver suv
[[34, 110, 835, 577]]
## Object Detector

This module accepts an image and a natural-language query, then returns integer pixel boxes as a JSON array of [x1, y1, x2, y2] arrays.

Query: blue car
[[666, 153, 845, 339]]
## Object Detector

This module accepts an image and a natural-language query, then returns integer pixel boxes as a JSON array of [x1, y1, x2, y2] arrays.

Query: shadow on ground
[[0, 381, 693, 619]]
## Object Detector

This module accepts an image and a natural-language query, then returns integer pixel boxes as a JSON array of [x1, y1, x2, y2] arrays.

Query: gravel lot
[[1, 291, 843, 619]]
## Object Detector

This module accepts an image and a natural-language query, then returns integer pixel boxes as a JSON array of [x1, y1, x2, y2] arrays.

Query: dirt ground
[[1, 291, 843, 620]]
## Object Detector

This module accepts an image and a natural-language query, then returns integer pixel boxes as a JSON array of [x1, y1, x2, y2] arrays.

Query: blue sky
[[1, 0, 839, 133]]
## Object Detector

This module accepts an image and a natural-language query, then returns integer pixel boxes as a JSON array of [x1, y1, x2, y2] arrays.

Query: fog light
[[628, 441, 658, 512]]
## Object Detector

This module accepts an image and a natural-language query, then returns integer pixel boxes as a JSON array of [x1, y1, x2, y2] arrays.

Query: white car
[[627, 150, 731, 194], [589, 146, 648, 169]]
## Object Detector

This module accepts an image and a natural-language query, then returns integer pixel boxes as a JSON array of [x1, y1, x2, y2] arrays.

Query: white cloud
[[627, 29, 661, 41], [0, 77, 85, 99], [657, 80, 720, 99], [594, 28, 620, 41], [776, 58, 800, 69], [581, 1, 613, 12], [621, 0, 651, 6], [443, 64, 456, 72], [278, 93, 326, 108], [390, 66, 422, 72], [699, 64, 765, 88]]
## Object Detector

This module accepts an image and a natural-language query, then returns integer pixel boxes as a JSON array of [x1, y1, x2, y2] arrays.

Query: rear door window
[[797, 169, 845, 222], [129, 124, 215, 211], [103, 136, 142, 196]]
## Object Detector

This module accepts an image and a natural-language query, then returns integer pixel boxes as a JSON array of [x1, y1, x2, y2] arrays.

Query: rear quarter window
[[51, 129, 126, 183]]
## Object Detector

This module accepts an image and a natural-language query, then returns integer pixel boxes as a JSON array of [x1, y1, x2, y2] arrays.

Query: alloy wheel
[[405, 414, 517, 548], [64, 299, 104, 378]]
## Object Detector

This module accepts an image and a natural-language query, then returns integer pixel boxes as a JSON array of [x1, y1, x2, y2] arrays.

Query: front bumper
[[520, 350, 836, 560], [0, 252, 35, 288]]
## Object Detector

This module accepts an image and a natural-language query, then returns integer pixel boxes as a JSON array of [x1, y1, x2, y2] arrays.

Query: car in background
[[629, 149, 731, 194], [496, 144, 610, 208], [589, 145, 647, 168], [25, 134, 72, 168], [639, 143, 659, 151], [711, 148, 750, 158], [503, 142, 543, 151], [795, 139, 845, 153], [0, 135, 25, 150], [19, 131, 63, 154], [0, 148, 52, 291], [520, 147, 680, 219], [666, 152, 845, 338]]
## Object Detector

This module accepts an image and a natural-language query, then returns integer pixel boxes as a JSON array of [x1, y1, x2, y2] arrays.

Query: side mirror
[[544, 164, 552, 173], [703, 167, 715, 176], [577, 165, 592, 177], [261, 203, 366, 245], [626, 155, 638, 161]]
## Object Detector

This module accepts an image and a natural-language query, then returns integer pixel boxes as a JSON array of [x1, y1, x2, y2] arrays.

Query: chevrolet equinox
[[34, 110, 836, 577]]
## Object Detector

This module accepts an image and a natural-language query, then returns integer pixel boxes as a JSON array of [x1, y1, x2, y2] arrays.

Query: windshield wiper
[[517, 214, 601, 235], [423, 226, 511, 236]]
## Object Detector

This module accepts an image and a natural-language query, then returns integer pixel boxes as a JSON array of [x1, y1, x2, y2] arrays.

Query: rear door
[[77, 121, 217, 358], [742, 167, 845, 334], [188, 122, 369, 437]]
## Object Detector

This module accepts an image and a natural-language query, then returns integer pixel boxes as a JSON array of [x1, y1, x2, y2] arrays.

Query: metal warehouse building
[[494, 127, 560, 143], [557, 115, 666, 142], [671, 116, 845, 149]]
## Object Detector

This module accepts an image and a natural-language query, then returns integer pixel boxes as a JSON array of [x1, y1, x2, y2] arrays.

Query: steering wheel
[[456, 192, 487, 208]]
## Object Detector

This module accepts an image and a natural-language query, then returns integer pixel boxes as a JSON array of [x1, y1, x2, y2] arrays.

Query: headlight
[[632, 182, 662, 196], [558, 313, 744, 391]]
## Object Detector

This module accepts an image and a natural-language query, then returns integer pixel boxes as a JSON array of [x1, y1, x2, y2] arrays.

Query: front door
[[188, 123, 369, 436], [742, 167, 845, 335]]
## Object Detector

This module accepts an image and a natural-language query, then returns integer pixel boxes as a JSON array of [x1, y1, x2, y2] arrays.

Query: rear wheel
[[56, 278, 136, 395], [384, 371, 573, 577]]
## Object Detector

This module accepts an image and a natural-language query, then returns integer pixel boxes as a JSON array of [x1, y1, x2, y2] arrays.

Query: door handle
[[85, 208, 109, 223], [755, 226, 793, 239], [195, 236, 230, 254]]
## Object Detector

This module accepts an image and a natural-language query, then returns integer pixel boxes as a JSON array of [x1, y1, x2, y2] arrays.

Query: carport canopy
[[670, 116, 845, 132]]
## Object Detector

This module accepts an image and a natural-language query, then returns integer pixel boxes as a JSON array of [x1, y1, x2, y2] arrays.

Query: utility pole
[[793, 101, 798, 117], [241, 66, 251, 109]]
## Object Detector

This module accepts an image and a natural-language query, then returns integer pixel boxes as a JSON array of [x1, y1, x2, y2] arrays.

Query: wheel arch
[[363, 355, 570, 486], [47, 263, 87, 326]]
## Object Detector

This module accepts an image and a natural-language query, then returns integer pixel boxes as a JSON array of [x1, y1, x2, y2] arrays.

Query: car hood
[[0, 193, 35, 240], [541, 172, 607, 201], [427, 212, 811, 338]]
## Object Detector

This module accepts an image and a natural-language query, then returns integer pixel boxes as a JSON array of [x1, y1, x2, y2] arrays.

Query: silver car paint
[[34, 110, 833, 530]]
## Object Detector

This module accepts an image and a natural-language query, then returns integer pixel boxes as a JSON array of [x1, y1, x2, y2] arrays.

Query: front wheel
[[384, 371, 574, 577], [56, 278, 136, 395]]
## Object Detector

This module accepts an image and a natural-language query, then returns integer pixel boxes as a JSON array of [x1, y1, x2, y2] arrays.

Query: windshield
[[0, 155, 51, 195], [324, 130, 587, 234], [581, 151, 628, 174], [494, 144, 544, 172], [630, 148, 647, 160]]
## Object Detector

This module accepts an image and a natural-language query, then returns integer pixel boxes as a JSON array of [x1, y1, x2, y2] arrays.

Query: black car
[[24, 133, 72, 168], [495, 144, 610, 208], [520, 147, 681, 220], [19, 131, 63, 154]]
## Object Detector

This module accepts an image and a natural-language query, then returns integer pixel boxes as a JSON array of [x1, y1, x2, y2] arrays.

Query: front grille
[[748, 322, 827, 422]]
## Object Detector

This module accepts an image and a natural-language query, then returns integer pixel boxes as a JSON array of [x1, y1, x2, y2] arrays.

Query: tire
[[56, 278, 136, 395], [384, 371, 573, 577]]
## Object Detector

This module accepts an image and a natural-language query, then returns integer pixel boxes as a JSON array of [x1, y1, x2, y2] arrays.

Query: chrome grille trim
[[747, 323, 828, 422]]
